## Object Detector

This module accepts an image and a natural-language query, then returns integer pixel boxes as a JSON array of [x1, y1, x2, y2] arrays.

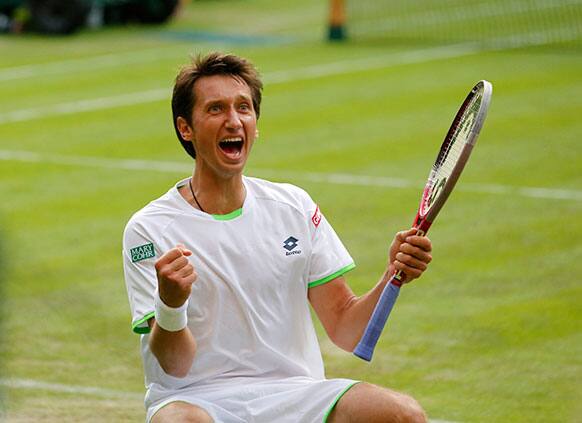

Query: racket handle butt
[[352, 280, 401, 362], [353, 343, 373, 362]]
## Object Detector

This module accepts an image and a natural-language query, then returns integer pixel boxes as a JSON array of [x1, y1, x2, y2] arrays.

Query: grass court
[[0, 0, 581, 421]]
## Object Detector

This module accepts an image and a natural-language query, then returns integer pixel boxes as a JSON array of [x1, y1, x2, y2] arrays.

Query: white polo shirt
[[123, 176, 356, 418]]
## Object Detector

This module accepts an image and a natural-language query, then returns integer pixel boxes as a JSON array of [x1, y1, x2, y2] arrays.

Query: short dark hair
[[171, 52, 263, 159]]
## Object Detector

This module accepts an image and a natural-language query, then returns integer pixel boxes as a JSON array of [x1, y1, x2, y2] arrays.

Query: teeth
[[221, 137, 243, 143]]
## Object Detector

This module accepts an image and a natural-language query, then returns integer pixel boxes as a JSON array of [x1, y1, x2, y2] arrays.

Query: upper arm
[[308, 275, 357, 343], [123, 220, 160, 334]]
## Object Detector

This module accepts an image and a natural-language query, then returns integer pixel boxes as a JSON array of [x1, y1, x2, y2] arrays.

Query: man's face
[[178, 74, 257, 179]]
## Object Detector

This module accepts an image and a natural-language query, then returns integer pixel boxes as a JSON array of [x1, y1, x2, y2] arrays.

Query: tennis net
[[346, 0, 582, 47]]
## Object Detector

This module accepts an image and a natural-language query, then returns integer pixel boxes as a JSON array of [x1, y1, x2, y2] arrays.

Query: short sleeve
[[122, 220, 160, 334], [306, 204, 355, 289]]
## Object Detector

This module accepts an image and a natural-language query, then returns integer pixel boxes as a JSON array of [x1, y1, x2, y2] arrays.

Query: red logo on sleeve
[[311, 205, 322, 227]]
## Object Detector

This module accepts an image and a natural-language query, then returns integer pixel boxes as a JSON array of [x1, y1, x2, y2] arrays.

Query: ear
[[255, 129, 259, 139], [177, 117, 194, 141]]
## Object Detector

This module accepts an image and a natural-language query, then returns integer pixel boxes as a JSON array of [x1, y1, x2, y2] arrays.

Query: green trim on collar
[[212, 208, 243, 221], [132, 311, 155, 334], [308, 263, 356, 288]]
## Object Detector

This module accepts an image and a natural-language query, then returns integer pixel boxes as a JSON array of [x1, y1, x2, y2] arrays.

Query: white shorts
[[146, 376, 359, 423]]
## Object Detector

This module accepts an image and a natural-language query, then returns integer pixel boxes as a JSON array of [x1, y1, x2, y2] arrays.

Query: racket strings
[[437, 134, 465, 179], [438, 92, 482, 172], [426, 91, 483, 210], [437, 93, 480, 169]]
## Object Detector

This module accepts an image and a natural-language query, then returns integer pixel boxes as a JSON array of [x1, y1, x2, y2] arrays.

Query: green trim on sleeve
[[323, 381, 361, 422], [212, 208, 243, 221], [132, 311, 155, 334], [308, 263, 356, 288]]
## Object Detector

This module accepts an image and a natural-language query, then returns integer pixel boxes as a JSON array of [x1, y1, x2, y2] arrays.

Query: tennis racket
[[353, 80, 493, 362]]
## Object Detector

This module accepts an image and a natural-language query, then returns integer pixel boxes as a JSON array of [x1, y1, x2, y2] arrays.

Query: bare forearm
[[329, 271, 392, 352], [150, 244, 199, 377], [311, 229, 433, 353], [148, 320, 197, 378]]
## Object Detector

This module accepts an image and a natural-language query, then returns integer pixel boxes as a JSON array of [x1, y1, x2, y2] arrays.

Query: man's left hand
[[388, 228, 433, 283]]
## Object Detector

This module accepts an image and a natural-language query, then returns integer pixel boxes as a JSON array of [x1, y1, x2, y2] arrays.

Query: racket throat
[[392, 271, 404, 287], [412, 212, 432, 235]]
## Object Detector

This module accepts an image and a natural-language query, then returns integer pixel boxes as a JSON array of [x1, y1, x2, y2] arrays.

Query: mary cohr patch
[[130, 243, 155, 263]]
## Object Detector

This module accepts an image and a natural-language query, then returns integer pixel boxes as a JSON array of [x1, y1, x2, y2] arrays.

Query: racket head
[[417, 80, 492, 226]]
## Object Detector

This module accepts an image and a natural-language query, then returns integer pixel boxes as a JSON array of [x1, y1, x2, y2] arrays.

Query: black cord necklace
[[188, 178, 206, 213]]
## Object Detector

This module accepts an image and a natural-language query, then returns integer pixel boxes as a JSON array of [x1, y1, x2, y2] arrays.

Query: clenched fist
[[155, 244, 198, 308], [388, 228, 433, 284]]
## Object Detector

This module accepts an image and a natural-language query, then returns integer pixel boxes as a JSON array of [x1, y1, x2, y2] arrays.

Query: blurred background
[[0, 0, 181, 34], [0, 0, 581, 421]]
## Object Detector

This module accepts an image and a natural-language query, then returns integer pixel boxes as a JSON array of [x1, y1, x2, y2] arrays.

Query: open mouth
[[219, 137, 244, 158]]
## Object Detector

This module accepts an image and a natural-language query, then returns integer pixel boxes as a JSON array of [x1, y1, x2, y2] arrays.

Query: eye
[[239, 102, 251, 112], [208, 104, 222, 113]]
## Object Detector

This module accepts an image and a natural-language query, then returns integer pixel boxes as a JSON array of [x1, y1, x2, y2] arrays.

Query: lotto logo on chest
[[283, 236, 302, 256]]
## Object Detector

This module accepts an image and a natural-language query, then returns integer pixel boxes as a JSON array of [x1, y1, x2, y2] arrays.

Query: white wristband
[[154, 289, 188, 332]]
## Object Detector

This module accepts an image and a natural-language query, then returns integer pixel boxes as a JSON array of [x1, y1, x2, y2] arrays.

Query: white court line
[[1, 150, 580, 202], [0, 88, 169, 125], [0, 47, 186, 82], [0, 377, 142, 400], [0, 44, 479, 125], [263, 44, 479, 84]]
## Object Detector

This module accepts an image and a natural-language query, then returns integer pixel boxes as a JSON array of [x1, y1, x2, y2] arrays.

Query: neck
[[185, 170, 246, 215]]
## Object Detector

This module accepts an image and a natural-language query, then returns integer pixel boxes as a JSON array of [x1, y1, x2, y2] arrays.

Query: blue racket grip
[[353, 277, 401, 362]]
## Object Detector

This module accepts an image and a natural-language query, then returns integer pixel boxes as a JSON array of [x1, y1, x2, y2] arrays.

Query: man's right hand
[[155, 244, 197, 308]]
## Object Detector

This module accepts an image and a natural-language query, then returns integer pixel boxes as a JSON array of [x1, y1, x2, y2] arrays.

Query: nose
[[225, 107, 242, 130]]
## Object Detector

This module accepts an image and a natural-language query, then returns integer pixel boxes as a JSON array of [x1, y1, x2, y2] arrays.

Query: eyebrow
[[202, 94, 252, 107]]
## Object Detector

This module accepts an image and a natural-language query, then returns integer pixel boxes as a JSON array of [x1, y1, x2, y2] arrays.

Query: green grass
[[1, 1, 581, 421]]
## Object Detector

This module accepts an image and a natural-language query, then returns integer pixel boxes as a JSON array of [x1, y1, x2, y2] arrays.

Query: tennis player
[[123, 52, 433, 423]]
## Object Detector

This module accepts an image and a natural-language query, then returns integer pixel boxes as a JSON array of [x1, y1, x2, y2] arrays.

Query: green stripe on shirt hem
[[308, 263, 356, 288], [323, 381, 361, 422], [132, 311, 155, 334]]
